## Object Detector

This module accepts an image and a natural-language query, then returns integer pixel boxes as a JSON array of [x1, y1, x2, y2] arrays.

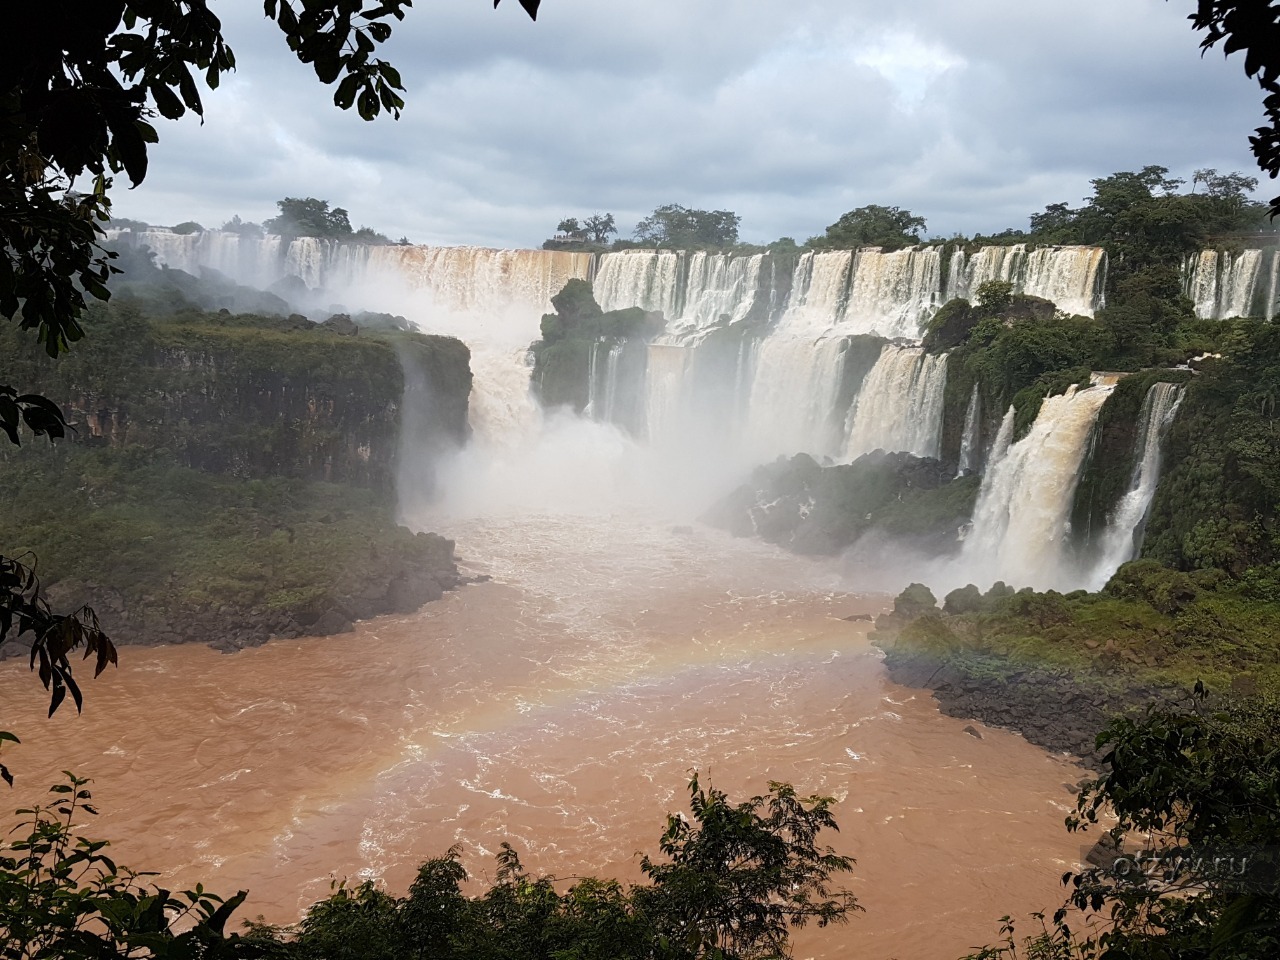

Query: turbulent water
[[8, 229, 1167, 956], [946, 244, 1107, 317], [0, 515, 1089, 960]]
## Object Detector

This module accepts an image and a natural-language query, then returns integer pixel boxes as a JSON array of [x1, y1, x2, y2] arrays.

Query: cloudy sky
[[112, 0, 1269, 248]]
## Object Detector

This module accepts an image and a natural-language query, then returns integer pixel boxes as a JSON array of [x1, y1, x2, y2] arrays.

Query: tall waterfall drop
[[845, 346, 948, 460], [1086, 382, 1185, 587], [960, 379, 1117, 590]]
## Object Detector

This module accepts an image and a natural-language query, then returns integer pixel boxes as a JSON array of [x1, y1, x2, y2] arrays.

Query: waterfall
[[600, 342, 626, 424], [593, 251, 683, 319], [961, 379, 1117, 590], [678, 252, 765, 331], [844, 346, 948, 460], [957, 385, 981, 475], [776, 251, 855, 335], [986, 405, 1017, 471], [744, 337, 849, 459], [1268, 251, 1280, 320], [644, 343, 695, 446], [1021, 246, 1107, 317], [958, 244, 1026, 293], [944, 248, 968, 303], [842, 247, 943, 339], [946, 245, 1106, 316], [1184, 248, 1266, 319], [1086, 382, 1185, 587]]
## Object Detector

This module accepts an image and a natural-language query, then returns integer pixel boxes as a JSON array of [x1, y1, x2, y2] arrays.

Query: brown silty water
[[0, 515, 1092, 959]]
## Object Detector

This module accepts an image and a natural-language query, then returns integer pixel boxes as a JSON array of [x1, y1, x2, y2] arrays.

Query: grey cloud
[[113, 0, 1268, 247]]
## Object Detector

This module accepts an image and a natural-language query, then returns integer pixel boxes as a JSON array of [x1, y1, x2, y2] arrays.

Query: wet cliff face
[[6, 304, 472, 491]]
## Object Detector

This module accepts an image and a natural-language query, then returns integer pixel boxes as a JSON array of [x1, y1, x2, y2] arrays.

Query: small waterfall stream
[[1085, 382, 1185, 587]]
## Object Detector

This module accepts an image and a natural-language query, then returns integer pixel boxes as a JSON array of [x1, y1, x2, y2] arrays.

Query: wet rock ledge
[[879, 646, 1188, 769]]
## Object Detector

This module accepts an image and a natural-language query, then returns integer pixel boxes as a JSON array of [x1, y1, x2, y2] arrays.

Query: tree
[[264, 198, 353, 238], [633, 203, 741, 248], [1185, 1, 1280, 216], [637, 774, 860, 958], [0, 1, 539, 732], [583, 212, 617, 244], [221, 214, 265, 238], [556, 216, 585, 239], [282, 775, 858, 960], [968, 692, 1280, 959], [0, 773, 277, 959], [809, 204, 925, 251]]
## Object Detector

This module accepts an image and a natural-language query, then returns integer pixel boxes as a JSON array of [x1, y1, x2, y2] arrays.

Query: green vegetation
[[531, 279, 661, 412], [2, 301, 470, 491], [544, 213, 618, 251], [264, 197, 392, 245], [0, 442, 456, 647], [876, 561, 1280, 695], [966, 693, 1280, 960], [1, 773, 856, 960], [807, 204, 926, 252], [632, 204, 742, 250], [1070, 369, 1192, 551], [1144, 321, 1280, 576], [1, 295, 470, 649]]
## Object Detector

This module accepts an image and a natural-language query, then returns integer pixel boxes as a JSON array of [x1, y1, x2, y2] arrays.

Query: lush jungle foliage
[[0, 294, 469, 651]]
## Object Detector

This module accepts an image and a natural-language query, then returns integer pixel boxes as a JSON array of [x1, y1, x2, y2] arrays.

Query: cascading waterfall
[[1086, 382, 1185, 587], [112, 227, 1137, 546], [949, 244, 1026, 300], [986, 405, 1017, 472], [844, 346, 948, 460], [843, 247, 943, 338], [744, 337, 849, 458], [600, 342, 626, 424], [1265, 250, 1280, 321], [1022, 246, 1107, 317], [946, 245, 1106, 317], [593, 251, 684, 319], [678, 252, 765, 331], [644, 343, 694, 446], [741, 252, 858, 458], [1183, 248, 1267, 319], [960, 379, 1117, 590], [957, 385, 982, 475]]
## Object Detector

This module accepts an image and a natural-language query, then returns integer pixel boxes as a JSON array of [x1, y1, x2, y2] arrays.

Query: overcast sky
[[111, 0, 1270, 248]]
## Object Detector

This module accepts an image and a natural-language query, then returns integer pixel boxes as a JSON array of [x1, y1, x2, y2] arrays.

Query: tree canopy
[[633, 204, 741, 249], [809, 204, 926, 251], [1186, 1, 1280, 216]]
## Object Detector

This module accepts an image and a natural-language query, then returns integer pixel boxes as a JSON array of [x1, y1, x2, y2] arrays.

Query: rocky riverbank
[[878, 645, 1187, 769]]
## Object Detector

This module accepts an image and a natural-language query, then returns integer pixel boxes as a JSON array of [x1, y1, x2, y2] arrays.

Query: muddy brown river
[[0, 515, 1090, 959]]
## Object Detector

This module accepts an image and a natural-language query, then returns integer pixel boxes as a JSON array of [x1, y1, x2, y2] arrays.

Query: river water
[[0, 510, 1089, 960]]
